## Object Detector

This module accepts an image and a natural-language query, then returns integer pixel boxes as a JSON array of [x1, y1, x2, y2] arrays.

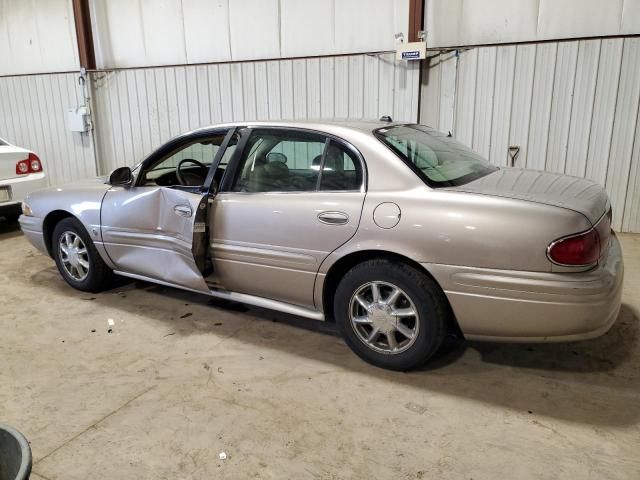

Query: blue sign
[[402, 51, 421, 60]]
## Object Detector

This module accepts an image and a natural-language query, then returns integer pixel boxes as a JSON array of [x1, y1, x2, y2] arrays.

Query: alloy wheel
[[58, 231, 90, 281], [349, 281, 420, 354]]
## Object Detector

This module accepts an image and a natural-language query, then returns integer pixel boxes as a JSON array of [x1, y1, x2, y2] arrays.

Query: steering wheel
[[176, 158, 208, 186]]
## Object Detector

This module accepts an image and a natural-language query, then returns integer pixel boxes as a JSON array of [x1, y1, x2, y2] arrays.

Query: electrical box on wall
[[396, 41, 427, 61], [66, 106, 90, 133]]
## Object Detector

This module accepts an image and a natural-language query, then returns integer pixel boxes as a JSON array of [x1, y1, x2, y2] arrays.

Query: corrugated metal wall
[[0, 73, 97, 186], [4, 42, 640, 233], [420, 37, 640, 232], [92, 52, 420, 173]]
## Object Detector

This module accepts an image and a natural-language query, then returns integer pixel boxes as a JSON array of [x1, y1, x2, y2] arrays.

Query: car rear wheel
[[334, 259, 448, 371], [52, 217, 113, 292]]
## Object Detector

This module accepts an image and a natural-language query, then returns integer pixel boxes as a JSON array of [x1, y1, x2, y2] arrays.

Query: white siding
[[93, 53, 419, 174], [0, 0, 79, 76], [426, 0, 640, 49], [419, 37, 640, 232], [0, 73, 97, 186], [90, 0, 410, 69]]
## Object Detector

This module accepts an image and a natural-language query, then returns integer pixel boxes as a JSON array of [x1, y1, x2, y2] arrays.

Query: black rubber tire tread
[[52, 217, 113, 293], [334, 259, 448, 371]]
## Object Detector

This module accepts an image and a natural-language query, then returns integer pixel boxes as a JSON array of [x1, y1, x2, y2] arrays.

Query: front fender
[[23, 179, 113, 266]]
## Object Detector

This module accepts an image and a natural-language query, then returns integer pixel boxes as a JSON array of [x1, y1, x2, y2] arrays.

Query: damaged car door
[[100, 129, 236, 293]]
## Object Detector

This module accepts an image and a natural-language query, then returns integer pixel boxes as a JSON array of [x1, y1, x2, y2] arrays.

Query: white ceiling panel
[[89, 0, 409, 69], [427, 0, 640, 48], [0, 0, 79, 76], [229, 0, 281, 60], [183, 0, 231, 63], [280, 0, 334, 57]]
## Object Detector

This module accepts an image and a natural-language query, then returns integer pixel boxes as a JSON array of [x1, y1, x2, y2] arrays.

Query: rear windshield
[[375, 125, 498, 187]]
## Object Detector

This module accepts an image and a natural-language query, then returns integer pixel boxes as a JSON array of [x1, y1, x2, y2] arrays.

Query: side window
[[231, 129, 327, 192], [319, 141, 362, 191], [141, 134, 229, 187]]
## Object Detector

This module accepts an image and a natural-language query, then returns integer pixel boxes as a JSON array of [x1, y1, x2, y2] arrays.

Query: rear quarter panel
[[318, 186, 593, 276]]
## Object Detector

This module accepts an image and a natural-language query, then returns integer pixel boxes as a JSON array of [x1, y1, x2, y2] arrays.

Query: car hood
[[42, 176, 109, 193], [445, 168, 609, 225], [25, 176, 110, 205]]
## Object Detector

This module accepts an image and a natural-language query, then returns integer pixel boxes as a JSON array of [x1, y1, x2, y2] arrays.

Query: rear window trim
[[373, 124, 498, 188]]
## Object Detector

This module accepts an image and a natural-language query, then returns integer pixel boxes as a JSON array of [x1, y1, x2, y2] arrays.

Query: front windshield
[[375, 125, 497, 187]]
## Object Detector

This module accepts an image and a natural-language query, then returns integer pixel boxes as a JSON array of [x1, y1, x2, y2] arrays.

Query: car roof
[[191, 119, 409, 135]]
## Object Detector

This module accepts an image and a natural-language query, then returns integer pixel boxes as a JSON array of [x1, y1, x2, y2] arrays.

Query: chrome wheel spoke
[[354, 294, 371, 311], [370, 283, 381, 302], [385, 287, 401, 306], [395, 322, 415, 340], [367, 327, 380, 342], [78, 258, 90, 269], [353, 315, 372, 324], [391, 307, 416, 317], [386, 332, 398, 350]]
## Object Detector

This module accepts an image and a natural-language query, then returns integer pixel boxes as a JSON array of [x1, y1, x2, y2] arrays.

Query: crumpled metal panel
[[101, 186, 209, 293]]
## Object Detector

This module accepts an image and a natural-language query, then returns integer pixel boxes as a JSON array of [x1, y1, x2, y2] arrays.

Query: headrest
[[263, 160, 289, 179]]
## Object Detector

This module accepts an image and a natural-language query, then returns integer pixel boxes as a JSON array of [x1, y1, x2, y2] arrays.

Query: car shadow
[[28, 264, 640, 427], [0, 217, 22, 239]]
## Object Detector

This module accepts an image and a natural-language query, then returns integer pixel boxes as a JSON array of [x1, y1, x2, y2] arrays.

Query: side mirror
[[107, 166, 133, 187]]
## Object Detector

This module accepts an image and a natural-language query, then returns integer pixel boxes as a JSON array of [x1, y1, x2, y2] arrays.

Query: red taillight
[[16, 160, 29, 174], [548, 229, 600, 266], [29, 153, 42, 172], [15, 153, 42, 175]]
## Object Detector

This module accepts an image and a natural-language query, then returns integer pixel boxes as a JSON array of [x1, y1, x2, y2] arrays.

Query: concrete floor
[[1, 220, 639, 480]]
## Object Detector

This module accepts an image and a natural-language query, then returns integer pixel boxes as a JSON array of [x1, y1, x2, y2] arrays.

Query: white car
[[0, 137, 46, 221]]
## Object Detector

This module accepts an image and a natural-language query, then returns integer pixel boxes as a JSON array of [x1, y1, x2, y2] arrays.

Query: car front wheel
[[52, 217, 113, 292], [334, 259, 448, 371]]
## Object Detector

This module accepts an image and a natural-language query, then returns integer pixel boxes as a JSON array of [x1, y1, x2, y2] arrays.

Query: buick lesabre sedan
[[19, 120, 623, 370]]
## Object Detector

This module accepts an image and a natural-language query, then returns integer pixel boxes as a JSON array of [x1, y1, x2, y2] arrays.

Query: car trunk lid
[[445, 167, 609, 225], [0, 145, 30, 181]]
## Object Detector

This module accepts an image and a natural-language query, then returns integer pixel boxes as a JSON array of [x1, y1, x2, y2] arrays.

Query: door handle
[[174, 204, 193, 217], [318, 211, 349, 225]]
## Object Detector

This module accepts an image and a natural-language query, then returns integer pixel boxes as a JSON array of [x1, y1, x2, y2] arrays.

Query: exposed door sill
[[113, 270, 325, 321], [209, 287, 325, 321]]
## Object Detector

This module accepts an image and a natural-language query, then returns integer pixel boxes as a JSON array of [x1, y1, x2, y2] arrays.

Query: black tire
[[52, 217, 113, 293], [334, 259, 448, 371]]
